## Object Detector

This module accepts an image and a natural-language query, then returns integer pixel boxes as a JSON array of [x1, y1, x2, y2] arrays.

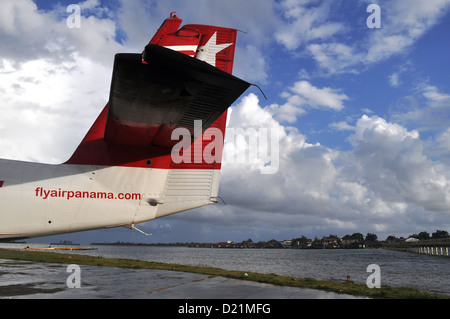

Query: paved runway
[[0, 259, 362, 299]]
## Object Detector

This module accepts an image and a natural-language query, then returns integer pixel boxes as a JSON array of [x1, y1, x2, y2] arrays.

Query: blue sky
[[1, 0, 450, 244]]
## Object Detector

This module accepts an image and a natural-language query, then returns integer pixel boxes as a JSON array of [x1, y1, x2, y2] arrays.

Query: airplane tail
[[65, 13, 249, 225]]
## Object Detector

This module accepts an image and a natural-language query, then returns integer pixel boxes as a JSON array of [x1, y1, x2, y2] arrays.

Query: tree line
[[91, 230, 449, 249], [290, 230, 449, 248]]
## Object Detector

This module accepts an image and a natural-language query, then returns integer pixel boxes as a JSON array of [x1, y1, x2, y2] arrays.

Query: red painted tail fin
[[66, 13, 249, 169]]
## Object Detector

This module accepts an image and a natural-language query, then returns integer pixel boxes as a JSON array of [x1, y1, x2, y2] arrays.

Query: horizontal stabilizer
[[105, 45, 251, 147]]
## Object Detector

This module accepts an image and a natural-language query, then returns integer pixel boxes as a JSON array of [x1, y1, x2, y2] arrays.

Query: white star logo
[[195, 32, 233, 67]]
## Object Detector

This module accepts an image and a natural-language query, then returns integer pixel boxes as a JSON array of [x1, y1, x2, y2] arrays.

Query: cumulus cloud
[[0, 0, 121, 162], [178, 98, 450, 239], [0, 53, 112, 163], [348, 115, 450, 212], [197, 93, 341, 224], [0, 0, 122, 65]]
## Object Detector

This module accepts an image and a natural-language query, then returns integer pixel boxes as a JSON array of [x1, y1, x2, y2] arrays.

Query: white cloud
[[389, 72, 400, 87], [268, 99, 306, 124], [352, 115, 420, 142], [275, 0, 345, 50], [296, 0, 450, 74], [0, 0, 120, 162], [307, 42, 364, 75], [269, 81, 348, 123], [291, 81, 348, 111], [330, 121, 355, 131], [422, 85, 450, 102], [348, 115, 450, 212], [0, 54, 111, 163], [0, 0, 122, 65], [366, 0, 450, 64]]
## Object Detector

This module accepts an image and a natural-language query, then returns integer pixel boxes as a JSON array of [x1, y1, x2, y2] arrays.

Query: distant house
[[342, 238, 365, 249], [291, 238, 312, 248], [281, 240, 292, 248], [322, 237, 339, 248]]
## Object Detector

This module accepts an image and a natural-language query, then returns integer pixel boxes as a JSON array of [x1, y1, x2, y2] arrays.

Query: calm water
[[2, 243, 449, 295]]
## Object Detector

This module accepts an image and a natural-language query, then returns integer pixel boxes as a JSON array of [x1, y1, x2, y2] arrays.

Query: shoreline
[[0, 248, 447, 299]]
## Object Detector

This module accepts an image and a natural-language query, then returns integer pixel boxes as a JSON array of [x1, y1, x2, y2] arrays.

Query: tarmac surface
[[0, 259, 363, 299]]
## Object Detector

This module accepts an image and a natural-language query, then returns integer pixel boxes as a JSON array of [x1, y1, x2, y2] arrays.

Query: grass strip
[[0, 248, 447, 299]]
